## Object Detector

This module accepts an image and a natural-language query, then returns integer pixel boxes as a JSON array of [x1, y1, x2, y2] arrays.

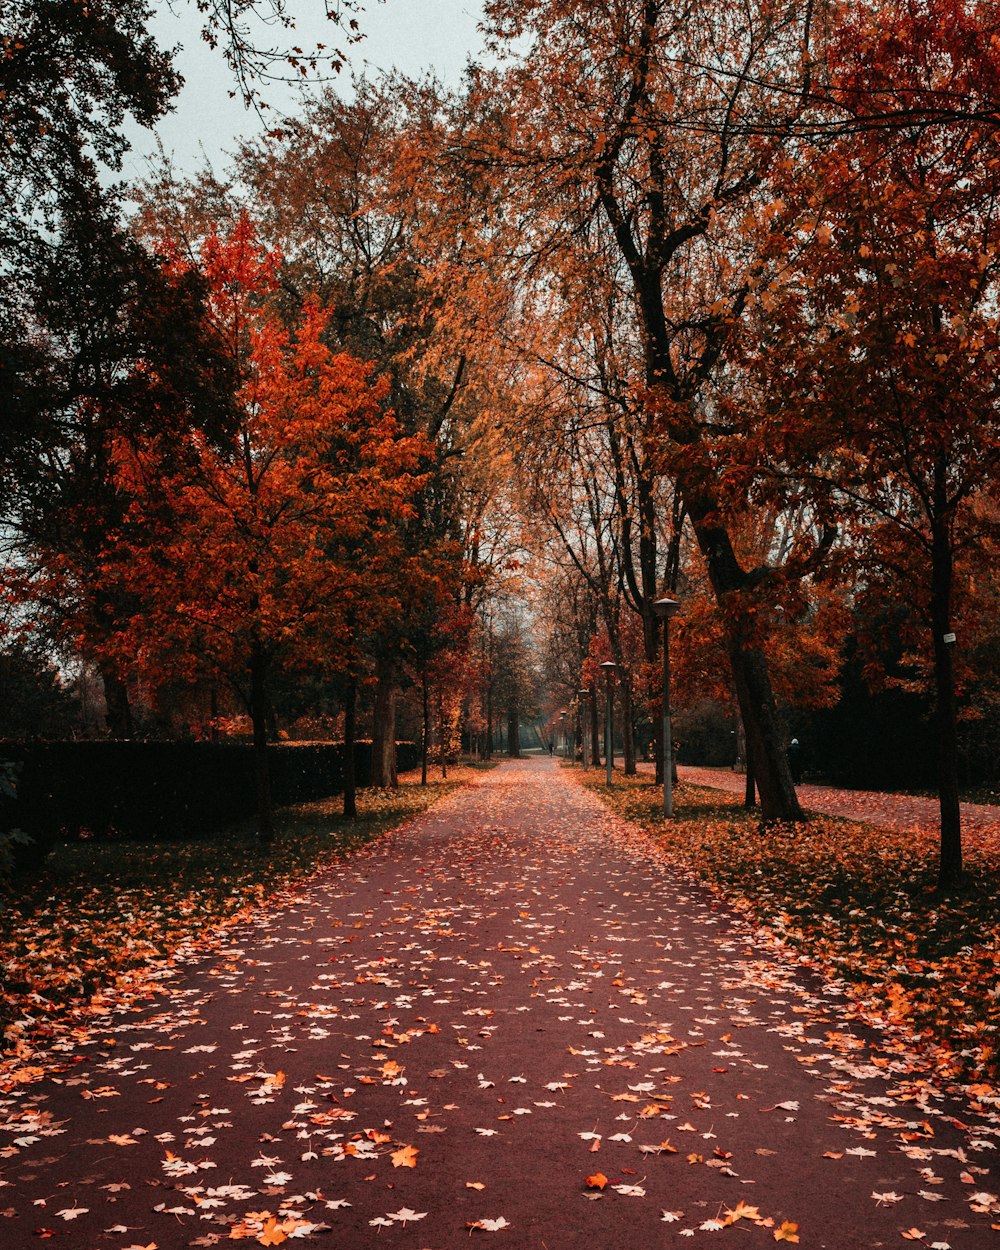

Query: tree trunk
[[727, 640, 802, 822], [421, 672, 429, 786], [507, 707, 520, 757], [621, 677, 637, 775], [590, 682, 601, 765], [249, 650, 274, 846], [371, 657, 398, 788], [690, 507, 804, 822], [343, 677, 357, 819], [931, 520, 962, 885], [99, 660, 133, 738], [744, 757, 757, 809], [439, 689, 447, 779], [484, 680, 493, 760], [649, 611, 665, 784]]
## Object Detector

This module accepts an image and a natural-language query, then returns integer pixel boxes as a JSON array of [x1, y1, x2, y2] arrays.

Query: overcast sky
[[123, 1, 488, 181]]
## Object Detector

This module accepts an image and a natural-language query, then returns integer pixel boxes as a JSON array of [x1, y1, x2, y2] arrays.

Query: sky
[[122, 0, 489, 181]]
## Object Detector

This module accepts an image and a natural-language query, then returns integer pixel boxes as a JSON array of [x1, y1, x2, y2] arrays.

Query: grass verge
[[1, 768, 486, 1069], [578, 768, 1000, 1089]]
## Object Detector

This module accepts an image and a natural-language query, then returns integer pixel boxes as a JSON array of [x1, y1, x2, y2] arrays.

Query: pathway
[[676, 765, 1000, 844], [1, 759, 998, 1248]]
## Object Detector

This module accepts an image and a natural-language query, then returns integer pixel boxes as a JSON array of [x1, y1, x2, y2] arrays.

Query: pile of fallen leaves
[[581, 772, 1000, 1088], [0, 775, 474, 1060]]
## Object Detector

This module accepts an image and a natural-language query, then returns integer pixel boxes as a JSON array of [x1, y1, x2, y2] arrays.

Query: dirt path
[[1, 758, 997, 1248]]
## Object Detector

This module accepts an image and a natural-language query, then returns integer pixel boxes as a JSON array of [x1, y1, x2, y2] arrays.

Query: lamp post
[[600, 661, 616, 786], [579, 689, 590, 770], [559, 709, 568, 759], [652, 597, 681, 817]]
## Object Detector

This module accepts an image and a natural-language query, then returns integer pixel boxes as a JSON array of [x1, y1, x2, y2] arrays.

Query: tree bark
[[931, 518, 962, 885], [649, 610, 665, 784], [343, 677, 357, 819], [249, 649, 274, 845], [590, 682, 601, 765], [371, 657, 398, 788], [439, 689, 448, 779], [507, 707, 520, 757], [421, 671, 429, 786], [744, 757, 757, 809], [690, 504, 804, 822], [620, 677, 637, 775], [99, 660, 133, 738]]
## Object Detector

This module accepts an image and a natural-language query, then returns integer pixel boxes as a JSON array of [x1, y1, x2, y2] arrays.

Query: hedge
[[0, 739, 421, 866]]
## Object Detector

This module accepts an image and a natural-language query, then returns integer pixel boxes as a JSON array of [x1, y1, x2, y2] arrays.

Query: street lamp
[[578, 689, 590, 770], [652, 597, 681, 817], [559, 709, 568, 760], [600, 661, 617, 786]]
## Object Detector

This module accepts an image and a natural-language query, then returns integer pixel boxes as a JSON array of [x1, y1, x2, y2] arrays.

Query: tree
[[1, 188, 236, 732], [231, 76, 492, 786], [463, 0, 841, 819], [108, 216, 429, 840], [754, 0, 1000, 882], [1, 0, 363, 525]]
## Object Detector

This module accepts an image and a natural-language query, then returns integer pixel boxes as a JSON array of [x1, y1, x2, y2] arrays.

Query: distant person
[[548, 740, 554, 755], [788, 737, 802, 784]]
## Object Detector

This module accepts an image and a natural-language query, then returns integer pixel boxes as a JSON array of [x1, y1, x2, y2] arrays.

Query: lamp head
[[652, 596, 681, 620]]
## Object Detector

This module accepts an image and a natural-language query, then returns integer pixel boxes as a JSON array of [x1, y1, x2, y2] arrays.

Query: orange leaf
[[391, 1145, 419, 1169], [900, 1232, 926, 1243], [585, 1173, 608, 1190], [256, 1218, 288, 1246], [774, 1222, 800, 1243]]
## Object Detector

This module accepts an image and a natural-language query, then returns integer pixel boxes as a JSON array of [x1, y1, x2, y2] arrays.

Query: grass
[[577, 768, 1000, 1090], [1, 767, 487, 1066]]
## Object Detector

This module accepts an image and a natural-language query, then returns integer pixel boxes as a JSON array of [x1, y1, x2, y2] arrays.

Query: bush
[[0, 739, 422, 869]]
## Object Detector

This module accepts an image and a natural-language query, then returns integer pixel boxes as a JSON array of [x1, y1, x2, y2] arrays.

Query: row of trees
[[4, 1, 1000, 886], [464, 0, 1000, 886]]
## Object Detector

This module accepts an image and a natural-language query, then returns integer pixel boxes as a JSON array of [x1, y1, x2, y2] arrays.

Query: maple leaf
[[725, 1201, 762, 1224], [387, 1208, 426, 1225], [56, 1207, 88, 1220], [256, 1219, 288, 1246], [900, 1231, 926, 1242], [390, 1145, 418, 1168], [774, 1222, 800, 1243], [467, 1217, 511, 1231], [585, 1173, 608, 1189]]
